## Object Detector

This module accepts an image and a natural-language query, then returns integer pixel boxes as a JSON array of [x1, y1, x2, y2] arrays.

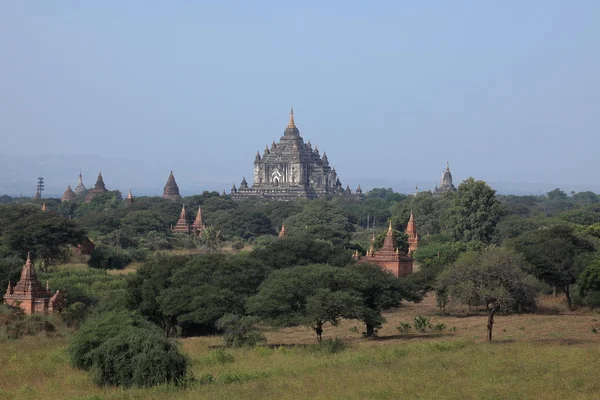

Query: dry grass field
[[1, 295, 600, 400]]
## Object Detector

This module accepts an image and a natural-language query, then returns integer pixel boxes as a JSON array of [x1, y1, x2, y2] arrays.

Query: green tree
[[198, 226, 223, 253], [3, 212, 87, 270], [547, 188, 568, 201], [577, 260, 600, 297], [283, 199, 354, 245], [448, 178, 503, 243], [215, 313, 266, 347], [508, 225, 595, 310], [249, 236, 352, 269], [127, 253, 268, 336], [349, 263, 422, 337], [438, 248, 540, 341], [246, 264, 362, 342]]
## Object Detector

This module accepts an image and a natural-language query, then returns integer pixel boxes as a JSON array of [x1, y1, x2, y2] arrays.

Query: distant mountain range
[[0, 153, 597, 198]]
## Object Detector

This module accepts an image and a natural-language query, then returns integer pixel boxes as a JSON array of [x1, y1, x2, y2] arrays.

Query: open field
[[1, 296, 600, 400]]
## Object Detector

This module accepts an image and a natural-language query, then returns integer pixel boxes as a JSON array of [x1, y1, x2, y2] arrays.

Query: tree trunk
[[564, 283, 573, 311], [365, 323, 375, 337], [313, 320, 323, 343], [487, 302, 500, 342]]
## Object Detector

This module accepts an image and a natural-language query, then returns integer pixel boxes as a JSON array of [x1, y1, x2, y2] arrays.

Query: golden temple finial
[[41, 202, 47, 211], [288, 107, 295, 128], [388, 220, 393, 232]]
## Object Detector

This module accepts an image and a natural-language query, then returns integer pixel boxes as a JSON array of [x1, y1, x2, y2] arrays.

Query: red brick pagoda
[[406, 211, 419, 256], [354, 221, 413, 277], [84, 172, 109, 203], [3, 253, 65, 314], [171, 205, 190, 234], [191, 206, 205, 235]]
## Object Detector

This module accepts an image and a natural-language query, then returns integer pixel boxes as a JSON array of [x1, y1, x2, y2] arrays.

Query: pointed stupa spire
[[192, 206, 205, 231], [278, 223, 286, 238], [163, 171, 182, 201], [406, 211, 419, 254], [74, 170, 86, 194], [382, 220, 396, 252], [288, 107, 295, 128], [125, 189, 134, 205], [171, 204, 190, 234], [46, 280, 50, 292], [41, 202, 47, 211]]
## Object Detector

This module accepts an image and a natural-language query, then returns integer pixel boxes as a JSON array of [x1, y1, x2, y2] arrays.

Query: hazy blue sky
[[1, 1, 599, 193]]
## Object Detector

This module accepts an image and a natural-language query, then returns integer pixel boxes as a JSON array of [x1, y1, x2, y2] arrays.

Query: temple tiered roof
[[84, 172, 109, 203]]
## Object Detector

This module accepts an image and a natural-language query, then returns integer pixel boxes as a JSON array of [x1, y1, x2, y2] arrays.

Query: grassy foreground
[[2, 296, 600, 400], [1, 337, 600, 400]]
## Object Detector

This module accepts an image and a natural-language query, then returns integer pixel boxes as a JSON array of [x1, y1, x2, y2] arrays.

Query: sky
[[1, 1, 599, 195]]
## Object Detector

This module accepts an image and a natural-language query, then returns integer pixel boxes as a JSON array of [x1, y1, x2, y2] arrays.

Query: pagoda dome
[[61, 185, 76, 202]]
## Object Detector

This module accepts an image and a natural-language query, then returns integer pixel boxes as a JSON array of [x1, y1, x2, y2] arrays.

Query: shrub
[[88, 245, 132, 270], [308, 337, 348, 354], [433, 323, 446, 333], [61, 302, 89, 328], [414, 315, 432, 333], [204, 349, 235, 365], [2, 314, 57, 339], [90, 331, 188, 387], [215, 314, 266, 348], [396, 322, 412, 334], [231, 237, 245, 252], [69, 311, 161, 370]]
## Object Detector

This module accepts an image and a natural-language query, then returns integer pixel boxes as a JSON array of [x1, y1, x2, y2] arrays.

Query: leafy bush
[[231, 237, 245, 252], [69, 310, 187, 387], [433, 323, 446, 333], [88, 245, 132, 270], [69, 311, 161, 369], [397, 322, 412, 334], [414, 315, 432, 333], [61, 302, 89, 328], [90, 331, 188, 387], [215, 314, 266, 348], [2, 314, 57, 339]]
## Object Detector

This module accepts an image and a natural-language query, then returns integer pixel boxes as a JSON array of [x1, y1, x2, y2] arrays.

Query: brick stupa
[[354, 221, 414, 277], [406, 211, 419, 256], [171, 205, 190, 234], [61, 185, 77, 202], [84, 172, 109, 203], [191, 206, 205, 235], [3, 253, 65, 314], [163, 171, 182, 201]]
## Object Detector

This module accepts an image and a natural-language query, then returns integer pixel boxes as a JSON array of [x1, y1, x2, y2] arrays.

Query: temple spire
[[41, 202, 47, 211], [278, 223, 286, 238], [288, 107, 295, 128]]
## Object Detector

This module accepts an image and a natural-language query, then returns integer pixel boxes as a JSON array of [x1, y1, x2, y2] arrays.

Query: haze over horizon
[[1, 2, 599, 196]]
